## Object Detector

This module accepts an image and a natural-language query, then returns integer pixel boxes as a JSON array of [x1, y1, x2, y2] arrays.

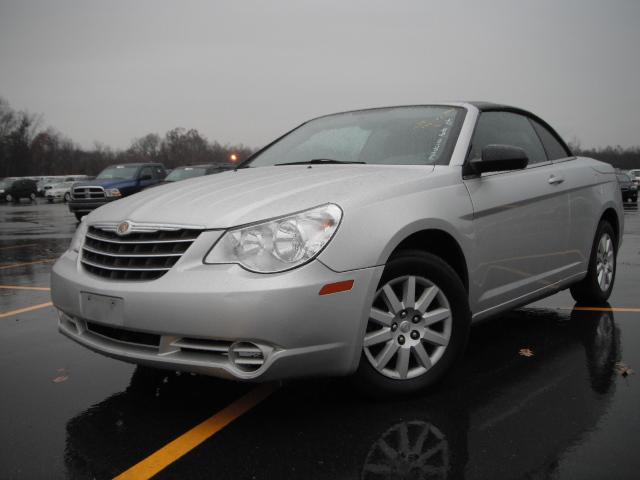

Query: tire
[[5, 194, 13, 202], [64, 192, 71, 202], [74, 212, 84, 222], [354, 250, 471, 396], [570, 221, 617, 304], [29, 192, 36, 201]]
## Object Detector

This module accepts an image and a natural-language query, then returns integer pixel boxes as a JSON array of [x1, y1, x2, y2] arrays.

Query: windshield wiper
[[275, 159, 365, 166]]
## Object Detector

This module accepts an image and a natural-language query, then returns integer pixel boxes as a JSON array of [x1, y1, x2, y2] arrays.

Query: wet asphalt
[[0, 200, 639, 480]]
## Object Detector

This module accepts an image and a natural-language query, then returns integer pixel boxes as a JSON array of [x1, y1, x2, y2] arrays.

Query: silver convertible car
[[51, 102, 623, 395]]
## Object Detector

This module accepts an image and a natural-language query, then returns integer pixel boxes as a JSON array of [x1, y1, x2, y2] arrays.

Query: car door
[[137, 166, 155, 189], [464, 111, 571, 316], [530, 118, 605, 279]]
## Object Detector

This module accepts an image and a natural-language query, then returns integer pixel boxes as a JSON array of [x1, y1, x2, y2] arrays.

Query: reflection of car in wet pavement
[[63, 307, 619, 479]]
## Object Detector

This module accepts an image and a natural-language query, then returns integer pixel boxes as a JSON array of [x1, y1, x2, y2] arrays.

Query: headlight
[[69, 220, 88, 252], [205, 204, 342, 273], [105, 188, 122, 198]]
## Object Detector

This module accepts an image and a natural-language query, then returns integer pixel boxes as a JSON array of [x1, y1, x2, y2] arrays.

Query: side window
[[152, 166, 165, 179], [139, 167, 153, 179], [530, 119, 571, 160], [470, 112, 548, 166]]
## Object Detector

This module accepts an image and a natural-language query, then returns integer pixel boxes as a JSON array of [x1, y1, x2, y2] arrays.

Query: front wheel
[[64, 192, 71, 202], [30, 193, 36, 201], [355, 251, 470, 396], [570, 221, 616, 304]]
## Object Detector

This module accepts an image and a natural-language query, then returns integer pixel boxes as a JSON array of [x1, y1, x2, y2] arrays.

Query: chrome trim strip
[[85, 232, 195, 244], [91, 221, 206, 233], [82, 245, 183, 258], [80, 258, 171, 272]]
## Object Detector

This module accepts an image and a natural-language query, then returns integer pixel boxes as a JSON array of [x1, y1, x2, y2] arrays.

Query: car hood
[[87, 165, 439, 228], [74, 179, 137, 189]]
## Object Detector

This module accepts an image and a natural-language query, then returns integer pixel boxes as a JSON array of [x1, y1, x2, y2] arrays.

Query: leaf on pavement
[[519, 348, 534, 357], [52, 375, 68, 383], [615, 362, 634, 377]]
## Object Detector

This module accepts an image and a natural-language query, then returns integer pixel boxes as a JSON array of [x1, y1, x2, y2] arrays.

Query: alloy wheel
[[364, 275, 452, 380], [596, 232, 614, 292]]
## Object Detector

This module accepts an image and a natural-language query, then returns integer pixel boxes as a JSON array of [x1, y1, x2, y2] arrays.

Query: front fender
[[318, 171, 474, 273]]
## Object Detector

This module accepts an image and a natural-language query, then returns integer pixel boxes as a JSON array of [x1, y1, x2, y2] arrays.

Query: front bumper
[[68, 198, 115, 213], [51, 247, 383, 381]]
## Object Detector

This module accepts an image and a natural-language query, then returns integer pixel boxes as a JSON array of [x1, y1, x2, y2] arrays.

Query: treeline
[[0, 97, 253, 178], [2, 96, 640, 177], [570, 143, 640, 171]]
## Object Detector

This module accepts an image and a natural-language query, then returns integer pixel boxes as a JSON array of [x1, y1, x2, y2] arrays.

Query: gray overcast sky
[[0, 0, 638, 149]]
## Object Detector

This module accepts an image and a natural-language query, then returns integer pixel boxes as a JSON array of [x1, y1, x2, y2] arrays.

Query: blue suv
[[68, 163, 166, 221]]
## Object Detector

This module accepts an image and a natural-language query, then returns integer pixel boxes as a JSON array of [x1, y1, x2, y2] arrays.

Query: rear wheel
[[355, 251, 470, 396], [5, 194, 13, 202], [29, 192, 36, 201], [570, 221, 616, 304]]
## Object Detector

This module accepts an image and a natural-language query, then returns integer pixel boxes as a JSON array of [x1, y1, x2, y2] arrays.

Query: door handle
[[548, 175, 565, 185]]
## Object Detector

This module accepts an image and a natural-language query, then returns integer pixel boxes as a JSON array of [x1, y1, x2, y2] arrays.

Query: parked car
[[39, 176, 89, 197], [616, 172, 637, 202], [45, 181, 76, 203], [145, 164, 232, 188], [628, 169, 640, 188], [67, 163, 166, 221], [37, 177, 58, 196], [0, 178, 38, 203], [51, 102, 623, 396]]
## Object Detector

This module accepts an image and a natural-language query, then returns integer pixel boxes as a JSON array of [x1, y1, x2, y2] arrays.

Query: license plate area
[[80, 292, 124, 326]]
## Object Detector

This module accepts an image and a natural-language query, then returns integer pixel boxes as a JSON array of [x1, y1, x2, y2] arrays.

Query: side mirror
[[139, 174, 152, 181], [466, 144, 529, 176]]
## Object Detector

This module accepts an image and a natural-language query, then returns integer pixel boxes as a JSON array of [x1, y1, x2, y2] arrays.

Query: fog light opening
[[229, 342, 265, 372]]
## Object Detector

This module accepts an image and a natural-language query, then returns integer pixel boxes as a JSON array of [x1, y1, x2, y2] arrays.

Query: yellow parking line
[[0, 302, 53, 319], [0, 244, 38, 251], [114, 383, 277, 480], [0, 285, 51, 291], [554, 306, 640, 313], [572, 306, 640, 313], [0, 259, 56, 270]]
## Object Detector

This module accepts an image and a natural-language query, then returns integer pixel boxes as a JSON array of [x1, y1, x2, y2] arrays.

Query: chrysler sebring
[[51, 102, 623, 394]]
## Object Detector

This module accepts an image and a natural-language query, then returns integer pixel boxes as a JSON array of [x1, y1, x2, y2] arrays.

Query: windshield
[[246, 106, 464, 168], [51, 181, 74, 189], [165, 167, 208, 181], [617, 174, 631, 182], [97, 165, 139, 180]]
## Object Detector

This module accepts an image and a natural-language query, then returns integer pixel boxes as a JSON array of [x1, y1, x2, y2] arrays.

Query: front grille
[[73, 186, 105, 199], [81, 225, 202, 280]]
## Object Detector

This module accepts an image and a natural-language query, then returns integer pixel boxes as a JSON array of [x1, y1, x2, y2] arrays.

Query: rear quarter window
[[530, 119, 571, 160]]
